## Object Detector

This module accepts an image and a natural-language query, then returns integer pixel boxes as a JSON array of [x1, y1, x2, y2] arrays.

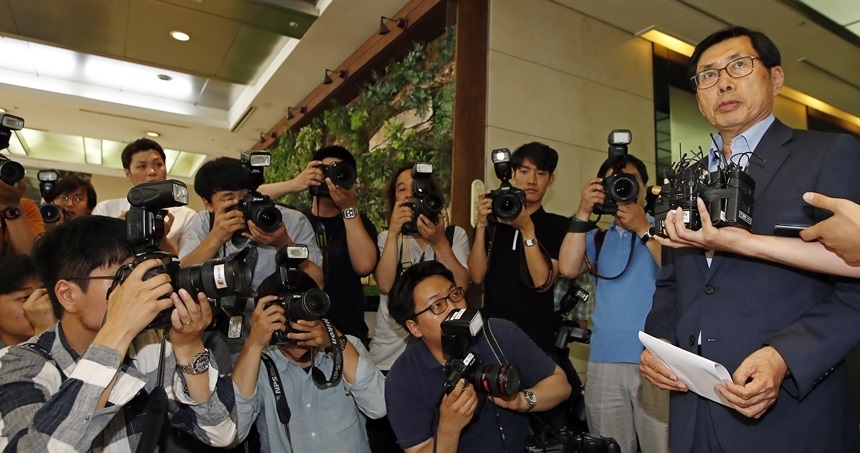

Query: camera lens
[[330, 162, 357, 189], [471, 363, 521, 397], [174, 250, 253, 299], [0, 159, 25, 186], [247, 204, 283, 232], [492, 192, 522, 221], [289, 288, 330, 321], [609, 174, 639, 203], [40, 204, 61, 224]]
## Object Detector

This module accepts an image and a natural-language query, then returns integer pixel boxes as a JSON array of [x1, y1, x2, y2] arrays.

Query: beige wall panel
[[489, 0, 653, 100]]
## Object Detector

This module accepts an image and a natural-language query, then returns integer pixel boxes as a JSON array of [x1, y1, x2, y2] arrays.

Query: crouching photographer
[[0, 215, 238, 451], [385, 261, 570, 452], [232, 244, 386, 452]]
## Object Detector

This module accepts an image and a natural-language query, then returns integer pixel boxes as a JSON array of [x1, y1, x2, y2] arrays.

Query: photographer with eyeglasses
[[385, 261, 569, 452]]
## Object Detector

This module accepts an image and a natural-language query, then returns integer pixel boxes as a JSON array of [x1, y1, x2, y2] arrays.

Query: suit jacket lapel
[[748, 119, 792, 201]]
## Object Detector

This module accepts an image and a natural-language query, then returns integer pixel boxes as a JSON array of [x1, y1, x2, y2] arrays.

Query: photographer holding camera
[[54, 176, 97, 221], [469, 143, 569, 358], [641, 26, 860, 452], [0, 215, 238, 451], [385, 261, 569, 452], [301, 146, 379, 343], [0, 114, 44, 256], [93, 138, 196, 253], [180, 157, 323, 346], [231, 250, 386, 452], [559, 145, 668, 453]]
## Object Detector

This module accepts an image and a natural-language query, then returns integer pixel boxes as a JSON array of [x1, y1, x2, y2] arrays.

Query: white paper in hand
[[639, 331, 733, 406]]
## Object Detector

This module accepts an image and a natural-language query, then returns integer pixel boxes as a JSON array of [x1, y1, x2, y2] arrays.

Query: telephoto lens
[[173, 248, 255, 299]]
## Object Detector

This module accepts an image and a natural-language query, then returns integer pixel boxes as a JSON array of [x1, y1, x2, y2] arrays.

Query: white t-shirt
[[370, 226, 470, 370], [92, 198, 197, 252]]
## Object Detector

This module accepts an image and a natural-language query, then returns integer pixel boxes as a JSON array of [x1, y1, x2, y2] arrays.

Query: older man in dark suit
[[640, 26, 860, 452]]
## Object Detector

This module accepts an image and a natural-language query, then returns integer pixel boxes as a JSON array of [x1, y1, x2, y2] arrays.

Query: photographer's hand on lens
[[499, 200, 535, 233], [326, 178, 358, 211], [168, 289, 211, 347], [418, 213, 445, 246], [639, 342, 687, 392], [389, 200, 415, 235], [243, 220, 290, 249], [489, 391, 528, 412], [213, 199, 246, 243], [440, 379, 478, 435], [248, 296, 287, 348], [475, 191, 492, 228], [298, 160, 325, 191], [101, 259, 174, 346], [286, 319, 331, 349], [715, 346, 788, 419], [800, 192, 860, 266], [0, 179, 25, 206], [577, 177, 605, 219], [23, 288, 56, 335]]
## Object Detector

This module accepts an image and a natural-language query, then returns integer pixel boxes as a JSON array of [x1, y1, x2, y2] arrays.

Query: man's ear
[[547, 173, 555, 188], [405, 319, 423, 338], [54, 280, 78, 315], [202, 198, 215, 213], [770, 65, 784, 95], [124, 168, 133, 182]]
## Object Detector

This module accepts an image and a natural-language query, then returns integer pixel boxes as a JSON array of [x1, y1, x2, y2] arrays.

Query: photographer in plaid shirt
[[0, 216, 237, 451]]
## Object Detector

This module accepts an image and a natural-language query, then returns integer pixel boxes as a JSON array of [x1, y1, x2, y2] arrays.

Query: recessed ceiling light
[[157, 74, 173, 81], [170, 31, 191, 42], [289, 22, 298, 28], [0, 108, 6, 113], [146, 131, 160, 138]]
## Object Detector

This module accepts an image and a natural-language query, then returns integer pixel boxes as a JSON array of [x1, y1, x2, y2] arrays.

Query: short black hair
[[388, 261, 456, 331], [511, 142, 559, 174], [121, 138, 166, 170], [312, 145, 357, 170], [597, 154, 649, 185], [688, 26, 781, 84], [55, 177, 97, 212], [30, 216, 131, 319], [193, 157, 248, 203], [0, 255, 38, 295]]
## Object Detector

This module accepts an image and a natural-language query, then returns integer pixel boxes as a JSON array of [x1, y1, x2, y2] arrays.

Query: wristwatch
[[342, 207, 357, 219], [2, 207, 21, 220], [178, 350, 210, 375], [639, 227, 656, 245], [522, 390, 537, 412], [523, 237, 538, 248]]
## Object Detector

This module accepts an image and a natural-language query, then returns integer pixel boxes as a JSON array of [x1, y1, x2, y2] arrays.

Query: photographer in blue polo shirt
[[559, 154, 668, 453]]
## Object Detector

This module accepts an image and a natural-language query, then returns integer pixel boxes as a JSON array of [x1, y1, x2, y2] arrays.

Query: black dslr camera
[[0, 114, 25, 186], [526, 427, 621, 453], [37, 170, 62, 224], [266, 243, 331, 345], [442, 308, 521, 397], [114, 180, 255, 330], [594, 130, 639, 215], [308, 160, 357, 197], [235, 151, 283, 233], [653, 151, 755, 235], [402, 162, 445, 236], [486, 148, 526, 222], [554, 284, 592, 349]]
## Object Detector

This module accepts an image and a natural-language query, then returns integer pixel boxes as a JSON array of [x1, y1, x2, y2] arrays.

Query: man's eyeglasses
[[410, 287, 465, 319], [691, 56, 758, 89], [58, 196, 87, 204]]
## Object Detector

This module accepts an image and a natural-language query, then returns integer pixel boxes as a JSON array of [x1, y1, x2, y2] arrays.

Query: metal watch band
[[523, 237, 538, 247], [523, 390, 537, 412], [178, 349, 210, 375], [342, 207, 357, 219]]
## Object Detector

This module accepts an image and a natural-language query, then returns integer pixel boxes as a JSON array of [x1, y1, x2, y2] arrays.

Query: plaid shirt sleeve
[[0, 342, 143, 451]]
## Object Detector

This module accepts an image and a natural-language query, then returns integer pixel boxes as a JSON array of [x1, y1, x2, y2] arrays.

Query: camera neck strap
[[260, 352, 294, 448], [517, 239, 554, 292], [583, 229, 636, 281], [311, 317, 343, 386]]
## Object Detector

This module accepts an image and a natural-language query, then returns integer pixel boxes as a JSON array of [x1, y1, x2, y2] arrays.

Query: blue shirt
[[586, 216, 660, 363], [234, 336, 386, 453], [385, 318, 556, 452], [708, 114, 775, 171]]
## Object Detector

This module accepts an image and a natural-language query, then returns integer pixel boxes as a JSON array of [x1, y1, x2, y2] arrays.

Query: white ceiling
[[0, 0, 857, 181]]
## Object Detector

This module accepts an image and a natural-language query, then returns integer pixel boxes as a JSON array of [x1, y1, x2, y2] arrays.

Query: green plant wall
[[267, 28, 456, 231]]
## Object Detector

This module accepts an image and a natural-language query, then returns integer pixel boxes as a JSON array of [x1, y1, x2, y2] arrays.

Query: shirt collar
[[708, 114, 775, 170]]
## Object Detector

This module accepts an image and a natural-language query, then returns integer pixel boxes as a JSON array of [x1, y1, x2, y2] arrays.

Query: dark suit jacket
[[646, 119, 860, 453]]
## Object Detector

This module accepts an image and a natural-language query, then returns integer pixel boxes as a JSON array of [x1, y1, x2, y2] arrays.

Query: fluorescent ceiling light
[[146, 131, 160, 137], [636, 27, 695, 57]]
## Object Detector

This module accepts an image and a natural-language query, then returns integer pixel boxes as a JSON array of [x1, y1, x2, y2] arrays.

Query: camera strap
[[481, 319, 508, 365], [583, 230, 636, 281], [260, 353, 294, 447], [311, 317, 343, 385], [517, 240, 554, 292]]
